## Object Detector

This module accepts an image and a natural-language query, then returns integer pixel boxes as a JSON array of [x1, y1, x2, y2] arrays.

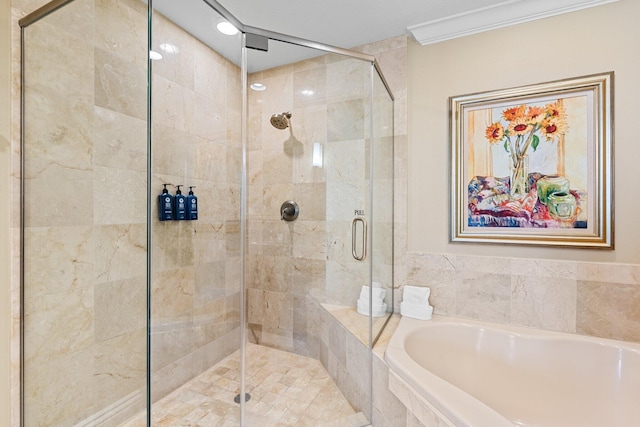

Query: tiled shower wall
[[245, 54, 371, 358], [21, 0, 148, 425], [149, 9, 243, 401], [17, 0, 242, 425], [244, 43, 398, 359]]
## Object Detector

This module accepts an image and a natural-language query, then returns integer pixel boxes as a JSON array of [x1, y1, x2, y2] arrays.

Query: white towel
[[357, 302, 387, 317], [359, 285, 386, 301], [403, 285, 430, 305], [357, 299, 385, 311], [400, 302, 433, 320]]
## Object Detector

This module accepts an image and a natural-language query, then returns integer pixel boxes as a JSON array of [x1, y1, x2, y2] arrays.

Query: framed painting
[[450, 72, 613, 248]]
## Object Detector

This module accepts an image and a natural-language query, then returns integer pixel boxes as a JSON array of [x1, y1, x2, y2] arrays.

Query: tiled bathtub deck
[[121, 343, 367, 426]]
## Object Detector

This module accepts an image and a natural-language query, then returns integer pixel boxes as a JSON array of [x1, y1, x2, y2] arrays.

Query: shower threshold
[[120, 343, 367, 426]]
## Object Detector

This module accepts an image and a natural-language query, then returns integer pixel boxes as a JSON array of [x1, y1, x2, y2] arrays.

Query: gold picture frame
[[450, 72, 613, 248]]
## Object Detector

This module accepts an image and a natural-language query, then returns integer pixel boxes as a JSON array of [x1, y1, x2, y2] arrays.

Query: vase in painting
[[509, 154, 529, 199]]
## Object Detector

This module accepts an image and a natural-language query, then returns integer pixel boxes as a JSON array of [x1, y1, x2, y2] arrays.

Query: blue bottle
[[158, 184, 174, 221], [174, 185, 187, 220], [186, 186, 198, 220]]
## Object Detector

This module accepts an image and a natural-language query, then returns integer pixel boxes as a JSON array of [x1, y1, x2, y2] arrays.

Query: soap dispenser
[[174, 185, 187, 220], [186, 186, 198, 220], [158, 184, 174, 221]]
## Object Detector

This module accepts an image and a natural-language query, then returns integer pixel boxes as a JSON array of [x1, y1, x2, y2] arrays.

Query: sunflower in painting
[[484, 101, 569, 198], [485, 102, 569, 166]]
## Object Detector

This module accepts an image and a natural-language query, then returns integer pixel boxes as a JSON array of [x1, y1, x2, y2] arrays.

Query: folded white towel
[[357, 302, 387, 317], [357, 297, 385, 308], [403, 285, 430, 305], [357, 299, 385, 311], [359, 285, 386, 301], [400, 302, 433, 320]]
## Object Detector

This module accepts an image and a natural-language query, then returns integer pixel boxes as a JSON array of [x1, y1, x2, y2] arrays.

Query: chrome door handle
[[352, 218, 367, 261]]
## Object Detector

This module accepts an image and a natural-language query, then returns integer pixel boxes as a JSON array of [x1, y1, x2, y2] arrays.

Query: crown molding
[[408, 0, 619, 45]]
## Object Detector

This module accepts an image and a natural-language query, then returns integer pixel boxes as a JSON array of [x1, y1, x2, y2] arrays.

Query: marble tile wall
[[149, 7, 243, 406], [318, 305, 372, 420], [245, 53, 368, 357], [19, 0, 147, 425], [245, 36, 405, 360], [16, 0, 242, 426], [405, 252, 640, 343], [246, 58, 321, 356]]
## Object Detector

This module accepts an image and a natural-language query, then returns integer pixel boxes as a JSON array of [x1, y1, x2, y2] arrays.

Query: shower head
[[270, 112, 292, 130]]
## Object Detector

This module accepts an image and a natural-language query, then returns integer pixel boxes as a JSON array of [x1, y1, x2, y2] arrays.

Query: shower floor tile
[[120, 343, 367, 427]]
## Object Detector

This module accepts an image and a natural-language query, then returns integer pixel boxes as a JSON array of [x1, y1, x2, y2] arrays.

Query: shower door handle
[[352, 218, 367, 261]]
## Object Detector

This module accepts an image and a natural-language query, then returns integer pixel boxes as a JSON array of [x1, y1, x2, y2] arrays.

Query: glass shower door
[[242, 36, 391, 426], [21, 0, 149, 425], [370, 66, 395, 343], [147, 0, 243, 424]]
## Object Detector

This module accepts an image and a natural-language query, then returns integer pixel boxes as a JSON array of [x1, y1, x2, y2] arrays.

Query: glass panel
[[244, 39, 373, 426], [370, 67, 395, 342], [22, 1, 393, 425], [148, 0, 243, 424], [21, 0, 148, 425]]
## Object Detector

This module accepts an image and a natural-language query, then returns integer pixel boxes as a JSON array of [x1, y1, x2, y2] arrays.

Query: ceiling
[[153, 0, 617, 72]]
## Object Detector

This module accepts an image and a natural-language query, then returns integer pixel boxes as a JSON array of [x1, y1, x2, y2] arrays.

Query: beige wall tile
[[152, 16, 195, 90], [95, 0, 146, 67], [290, 220, 327, 260], [151, 267, 196, 322], [577, 281, 640, 343], [94, 106, 147, 172], [23, 226, 93, 295], [293, 66, 326, 108], [24, 348, 95, 426], [511, 275, 577, 333], [577, 262, 640, 285], [326, 58, 368, 103], [94, 277, 146, 342], [95, 47, 146, 120], [24, 161, 94, 227], [93, 224, 145, 286], [327, 99, 365, 142], [93, 328, 146, 409], [193, 39, 227, 100], [406, 252, 640, 344], [23, 285, 94, 366], [93, 167, 147, 225], [456, 272, 511, 323]]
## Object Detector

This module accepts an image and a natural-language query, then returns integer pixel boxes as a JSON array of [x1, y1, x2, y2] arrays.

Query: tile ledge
[[320, 303, 401, 361]]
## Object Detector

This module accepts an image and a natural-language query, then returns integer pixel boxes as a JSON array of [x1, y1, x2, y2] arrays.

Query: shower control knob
[[280, 200, 299, 221]]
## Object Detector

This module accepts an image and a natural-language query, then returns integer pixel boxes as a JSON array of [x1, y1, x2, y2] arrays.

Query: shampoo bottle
[[174, 185, 187, 220], [158, 184, 174, 221], [186, 186, 198, 220]]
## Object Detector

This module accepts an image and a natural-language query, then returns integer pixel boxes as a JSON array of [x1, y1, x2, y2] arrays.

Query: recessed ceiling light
[[250, 83, 267, 91], [149, 50, 163, 60], [217, 21, 239, 36], [159, 43, 179, 54], [300, 89, 315, 96]]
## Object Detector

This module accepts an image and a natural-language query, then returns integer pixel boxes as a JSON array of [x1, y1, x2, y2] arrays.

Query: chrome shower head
[[270, 112, 292, 130]]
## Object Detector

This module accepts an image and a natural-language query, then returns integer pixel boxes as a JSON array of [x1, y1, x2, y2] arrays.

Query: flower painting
[[485, 102, 570, 200], [450, 73, 613, 248]]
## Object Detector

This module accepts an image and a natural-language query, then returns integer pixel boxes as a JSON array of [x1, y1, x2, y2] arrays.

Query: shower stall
[[19, 0, 394, 425]]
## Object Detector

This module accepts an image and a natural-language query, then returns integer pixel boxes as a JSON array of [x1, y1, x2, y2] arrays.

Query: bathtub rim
[[384, 314, 640, 427]]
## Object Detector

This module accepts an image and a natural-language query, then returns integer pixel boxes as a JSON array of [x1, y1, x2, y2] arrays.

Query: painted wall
[[1, 0, 12, 424], [406, 0, 640, 343], [408, 0, 639, 263]]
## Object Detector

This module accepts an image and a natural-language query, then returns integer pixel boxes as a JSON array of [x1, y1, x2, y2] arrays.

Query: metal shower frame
[[19, 1, 395, 425]]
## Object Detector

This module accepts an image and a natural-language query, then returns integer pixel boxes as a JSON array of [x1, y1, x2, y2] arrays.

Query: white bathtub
[[385, 315, 640, 427]]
